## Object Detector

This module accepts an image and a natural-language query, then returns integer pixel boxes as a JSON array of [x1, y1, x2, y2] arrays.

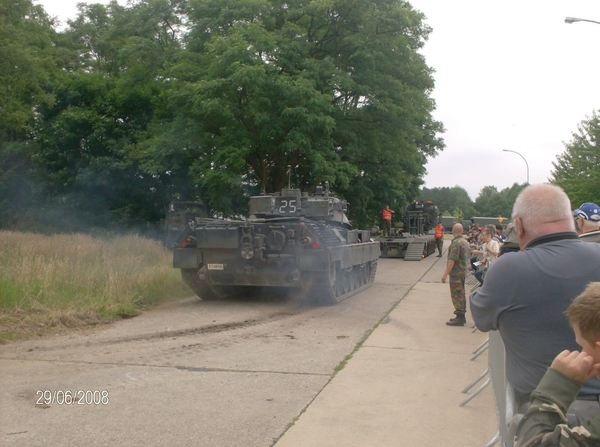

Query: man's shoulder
[[450, 236, 467, 245], [580, 231, 600, 243]]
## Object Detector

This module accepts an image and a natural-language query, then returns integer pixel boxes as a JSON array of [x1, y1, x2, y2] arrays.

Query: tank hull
[[174, 217, 380, 305]]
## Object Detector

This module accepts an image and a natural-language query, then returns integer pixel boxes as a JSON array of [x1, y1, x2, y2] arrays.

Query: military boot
[[446, 315, 466, 326]]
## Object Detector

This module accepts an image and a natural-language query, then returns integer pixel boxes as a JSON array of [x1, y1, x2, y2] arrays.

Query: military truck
[[377, 200, 441, 260], [172, 183, 380, 305]]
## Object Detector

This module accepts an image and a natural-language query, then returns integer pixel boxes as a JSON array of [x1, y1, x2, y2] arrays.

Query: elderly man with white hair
[[470, 184, 600, 421], [573, 202, 600, 243]]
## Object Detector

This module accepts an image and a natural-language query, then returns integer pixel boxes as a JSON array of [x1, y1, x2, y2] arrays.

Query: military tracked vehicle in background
[[377, 200, 441, 260], [172, 182, 380, 305]]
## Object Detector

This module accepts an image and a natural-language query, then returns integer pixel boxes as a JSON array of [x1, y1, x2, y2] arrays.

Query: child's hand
[[551, 350, 600, 384]]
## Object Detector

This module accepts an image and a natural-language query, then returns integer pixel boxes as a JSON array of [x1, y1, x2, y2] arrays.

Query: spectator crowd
[[447, 186, 600, 447]]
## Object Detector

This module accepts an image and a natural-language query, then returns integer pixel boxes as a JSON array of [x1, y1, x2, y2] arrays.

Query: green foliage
[[419, 183, 526, 221], [0, 0, 57, 140], [419, 186, 475, 218], [0, 0, 59, 227], [550, 111, 600, 207], [473, 183, 526, 218], [1, 0, 444, 232], [452, 207, 463, 222], [143, 0, 444, 226]]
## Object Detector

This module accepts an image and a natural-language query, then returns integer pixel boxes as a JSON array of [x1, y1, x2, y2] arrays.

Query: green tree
[[29, 0, 189, 230], [0, 0, 59, 228], [141, 0, 444, 222], [550, 111, 600, 207], [473, 183, 526, 219], [419, 186, 475, 218]]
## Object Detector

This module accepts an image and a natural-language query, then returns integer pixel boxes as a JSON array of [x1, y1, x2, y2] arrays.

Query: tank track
[[299, 259, 378, 306], [182, 260, 377, 305], [181, 269, 236, 301]]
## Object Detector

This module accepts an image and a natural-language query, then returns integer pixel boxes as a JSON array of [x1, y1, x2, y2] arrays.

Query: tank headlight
[[299, 237, 312, 245], [310, 241, 320, 249], [240, 235, 254, 259], [241, 243, 254, 259]]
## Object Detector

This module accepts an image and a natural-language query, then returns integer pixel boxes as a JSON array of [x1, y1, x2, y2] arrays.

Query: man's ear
[[515, 217, 525, 237]]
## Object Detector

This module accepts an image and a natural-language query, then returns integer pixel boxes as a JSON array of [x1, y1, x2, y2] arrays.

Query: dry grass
[[0, 230, 191, 342]]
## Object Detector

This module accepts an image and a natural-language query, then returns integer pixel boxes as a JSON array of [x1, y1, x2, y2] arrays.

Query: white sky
[[38, 0, 600, 200]]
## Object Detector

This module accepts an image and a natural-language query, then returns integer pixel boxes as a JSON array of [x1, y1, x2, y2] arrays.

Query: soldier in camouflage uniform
[[515, 282, 600, 447], [441, 223, 470, 326]]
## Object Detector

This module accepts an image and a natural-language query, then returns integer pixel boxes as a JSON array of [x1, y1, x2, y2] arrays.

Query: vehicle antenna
[[287, 165, 292, 189]]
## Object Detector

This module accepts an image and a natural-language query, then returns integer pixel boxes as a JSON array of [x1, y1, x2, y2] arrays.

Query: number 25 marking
[[279, 199, 297, 213]]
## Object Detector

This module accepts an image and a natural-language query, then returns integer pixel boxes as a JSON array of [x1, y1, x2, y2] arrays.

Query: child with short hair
[[515, 282, 600, 446]]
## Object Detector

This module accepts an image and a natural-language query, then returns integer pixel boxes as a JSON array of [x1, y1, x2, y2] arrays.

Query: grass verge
[[0, 230, 191, 342]]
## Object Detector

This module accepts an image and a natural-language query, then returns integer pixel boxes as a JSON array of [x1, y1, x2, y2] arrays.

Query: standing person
[[381, 205, 394, 237], [514, 282, 600, 447], [470, 227, 499, 285], [573, 202, 600, 243], [470, 184, 600, 420], [434, 221, 445, 257], [441, 223, 470, 326]]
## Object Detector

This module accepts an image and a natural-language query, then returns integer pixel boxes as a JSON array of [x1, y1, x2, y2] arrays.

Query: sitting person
[[515, 282, 600, 447]]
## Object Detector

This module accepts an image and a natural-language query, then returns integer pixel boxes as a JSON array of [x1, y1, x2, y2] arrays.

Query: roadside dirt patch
[[1, 308, 112, 344]]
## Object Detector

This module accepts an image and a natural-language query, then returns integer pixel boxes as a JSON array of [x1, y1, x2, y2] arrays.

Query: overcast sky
[[37, 0, 600, 200]]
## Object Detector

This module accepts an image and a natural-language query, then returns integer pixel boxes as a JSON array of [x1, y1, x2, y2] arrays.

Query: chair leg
[[462, 367, 490, 393], [459, 376, 491, 406], [483, 432, 500, 447]]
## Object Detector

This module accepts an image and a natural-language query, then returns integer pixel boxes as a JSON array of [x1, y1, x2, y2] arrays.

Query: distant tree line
[[419, 108, 600, 224], [417, 183, 527, 222]]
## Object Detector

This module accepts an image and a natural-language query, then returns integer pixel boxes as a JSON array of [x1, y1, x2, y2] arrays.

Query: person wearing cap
[[573, 202, 600, 243], [470, 184, 600, 422]]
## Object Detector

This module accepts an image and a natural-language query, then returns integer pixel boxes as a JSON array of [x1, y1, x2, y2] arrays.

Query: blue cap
[[573, 202, 600, 222]]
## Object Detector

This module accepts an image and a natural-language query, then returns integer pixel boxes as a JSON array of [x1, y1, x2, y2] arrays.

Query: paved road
[[0, 257, 434, 447]]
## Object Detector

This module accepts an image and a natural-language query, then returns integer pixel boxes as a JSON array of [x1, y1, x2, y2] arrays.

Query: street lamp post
[[502, 149, 529, 185], [565, 17, 600, 26]]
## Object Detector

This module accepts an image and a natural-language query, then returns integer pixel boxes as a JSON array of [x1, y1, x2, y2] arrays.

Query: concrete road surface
[[1, 247, 496, 446]]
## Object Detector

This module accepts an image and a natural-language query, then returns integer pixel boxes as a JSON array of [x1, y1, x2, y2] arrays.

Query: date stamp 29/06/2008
[[36, 390, 109, 406]]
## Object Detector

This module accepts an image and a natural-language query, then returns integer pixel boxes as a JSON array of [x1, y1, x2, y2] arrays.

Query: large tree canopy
[[2, 0, 444, 232], [550, 110, 600, 208], [138, 0, 445, 222]]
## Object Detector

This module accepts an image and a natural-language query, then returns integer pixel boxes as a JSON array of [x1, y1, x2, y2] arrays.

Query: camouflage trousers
[[449, 275, 466, 316]]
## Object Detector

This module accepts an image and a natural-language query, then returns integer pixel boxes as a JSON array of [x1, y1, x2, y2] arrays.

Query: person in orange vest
[[381, 205, 395, 237], [434, 222, 445, 257]]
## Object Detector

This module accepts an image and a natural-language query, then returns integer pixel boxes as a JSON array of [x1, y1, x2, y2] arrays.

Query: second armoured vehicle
[[172, 183, 380, 305], [377, 200, 441, 260]]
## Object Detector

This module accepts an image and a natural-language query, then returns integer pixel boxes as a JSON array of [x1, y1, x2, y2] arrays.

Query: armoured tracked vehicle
[[172, 183, 380, 305], [377, 200, 440, 260]]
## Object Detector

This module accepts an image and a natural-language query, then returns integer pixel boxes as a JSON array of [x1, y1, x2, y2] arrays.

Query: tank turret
[[249, 182, 350, 226]]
